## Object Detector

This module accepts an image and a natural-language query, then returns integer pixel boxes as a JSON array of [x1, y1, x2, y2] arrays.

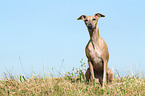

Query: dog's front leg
[[102, 60, 107, 88], [88, 60, 94, 82]]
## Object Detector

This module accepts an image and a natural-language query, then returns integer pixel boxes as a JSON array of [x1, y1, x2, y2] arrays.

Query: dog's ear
[[77, 15, 86, 20], [95, 13, 105, 19]]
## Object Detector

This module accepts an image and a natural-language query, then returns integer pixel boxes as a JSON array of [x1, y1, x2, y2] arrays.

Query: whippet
[[77, 13, 113, 87]]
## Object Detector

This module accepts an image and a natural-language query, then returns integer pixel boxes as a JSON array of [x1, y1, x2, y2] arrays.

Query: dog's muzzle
[[88, 23, 93, 29]]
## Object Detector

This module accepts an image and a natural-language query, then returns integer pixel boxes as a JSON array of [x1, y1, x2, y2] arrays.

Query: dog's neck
[[88, 24, 100, 43]]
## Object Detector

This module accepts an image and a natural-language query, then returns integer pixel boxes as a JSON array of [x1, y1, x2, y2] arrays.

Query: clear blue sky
[[0, 0, 145, 78]]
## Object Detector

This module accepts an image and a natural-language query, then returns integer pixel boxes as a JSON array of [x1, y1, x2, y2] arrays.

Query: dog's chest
[[86, 41, 103, 72], [86, 41, 101, 59]]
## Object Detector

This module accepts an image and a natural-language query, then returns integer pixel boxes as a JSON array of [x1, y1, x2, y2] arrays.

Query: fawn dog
[[77, 13, 113, 87]]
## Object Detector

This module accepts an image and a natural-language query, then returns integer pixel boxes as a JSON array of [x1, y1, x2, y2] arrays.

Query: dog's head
[[77, 13, 105, 30]]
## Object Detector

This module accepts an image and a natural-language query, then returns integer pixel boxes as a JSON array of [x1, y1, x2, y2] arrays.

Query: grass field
[[0, 62, 145, 95]]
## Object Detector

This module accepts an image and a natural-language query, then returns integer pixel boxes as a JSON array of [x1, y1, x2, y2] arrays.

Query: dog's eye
[[92, 18, 96, 21], [85, 19, 88, 22]]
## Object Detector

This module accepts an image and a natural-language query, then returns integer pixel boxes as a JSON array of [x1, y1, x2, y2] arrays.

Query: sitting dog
[[77, 13, 113, 87]]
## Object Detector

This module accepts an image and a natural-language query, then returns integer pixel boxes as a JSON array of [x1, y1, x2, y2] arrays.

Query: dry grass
[[0, 62, 145, 95]]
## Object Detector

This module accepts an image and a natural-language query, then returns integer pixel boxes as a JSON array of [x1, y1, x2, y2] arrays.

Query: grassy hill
[[0, 63, 145, 95]]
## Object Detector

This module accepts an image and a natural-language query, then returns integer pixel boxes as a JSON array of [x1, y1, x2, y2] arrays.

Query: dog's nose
[[88, 23, 92, 29]]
